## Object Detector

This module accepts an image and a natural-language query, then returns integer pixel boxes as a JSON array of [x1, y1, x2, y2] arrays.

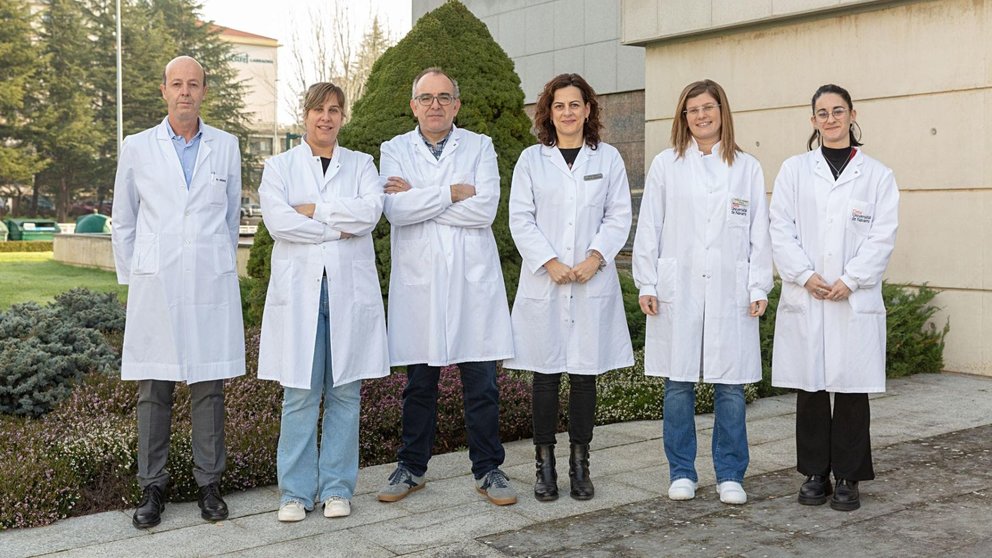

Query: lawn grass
[[0, 252, 127, 310]]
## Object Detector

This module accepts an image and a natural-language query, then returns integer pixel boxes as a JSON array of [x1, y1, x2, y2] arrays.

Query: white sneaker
[[668, 478, 697, 501], [323, 497, 351, 518], [277, 500, 306, 522], [717, 481, 747, 505]]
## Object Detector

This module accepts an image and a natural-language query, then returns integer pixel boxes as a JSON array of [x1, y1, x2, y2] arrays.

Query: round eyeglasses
[[814, 107, 849, 121]]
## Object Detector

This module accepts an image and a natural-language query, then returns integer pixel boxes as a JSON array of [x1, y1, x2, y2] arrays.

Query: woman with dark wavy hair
[[632, 79, 772, 506], [770, 84, 899, 512], [505, 73, 633, 502]]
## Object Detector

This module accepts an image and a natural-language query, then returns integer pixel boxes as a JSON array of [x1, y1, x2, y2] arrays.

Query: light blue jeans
[[277, 277, 361, 509], [663, 379, 749, 484]]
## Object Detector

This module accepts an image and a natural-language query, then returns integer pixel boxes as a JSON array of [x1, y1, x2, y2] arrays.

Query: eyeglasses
[[414, 93, 456, 106], [684, 103, 719, 117], [814, 107, 849, 121]]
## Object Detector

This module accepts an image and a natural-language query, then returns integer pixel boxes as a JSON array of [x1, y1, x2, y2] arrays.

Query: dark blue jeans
[[397, 361, 505, 479]]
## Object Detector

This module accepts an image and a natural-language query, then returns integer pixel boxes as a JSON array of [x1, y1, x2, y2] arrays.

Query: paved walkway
[[3, 373, 991, 557]]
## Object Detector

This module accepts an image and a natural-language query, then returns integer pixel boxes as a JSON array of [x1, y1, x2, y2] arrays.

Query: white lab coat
[[256, 142, 389, 389], [380, 126, 513, 366], [769, 148, 899, 393], [504, 143, 633, 375], [632, 142, 773, 383], [112, 118, 245, 383]]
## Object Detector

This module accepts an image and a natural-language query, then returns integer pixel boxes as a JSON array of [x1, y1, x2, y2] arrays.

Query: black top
[[821, 146, 854, 179], [320, 156, 332, 175], [559, 147, 581, 168]]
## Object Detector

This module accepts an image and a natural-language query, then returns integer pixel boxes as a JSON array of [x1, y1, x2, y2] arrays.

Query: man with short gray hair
[[376, 67, 516, 506]]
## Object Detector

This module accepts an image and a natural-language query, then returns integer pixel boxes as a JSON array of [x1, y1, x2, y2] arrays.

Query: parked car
[[240, 203, 262, 218]]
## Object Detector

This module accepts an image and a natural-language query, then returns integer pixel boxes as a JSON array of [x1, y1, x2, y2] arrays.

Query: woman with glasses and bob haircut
[[257, 82, 389, 522], [505, 73, 633, 502], [769, 84, 899, 512], [632, 79, 772, 505]]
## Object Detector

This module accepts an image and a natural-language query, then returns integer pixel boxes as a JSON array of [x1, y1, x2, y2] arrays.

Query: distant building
[[213, 24, 280, 199]]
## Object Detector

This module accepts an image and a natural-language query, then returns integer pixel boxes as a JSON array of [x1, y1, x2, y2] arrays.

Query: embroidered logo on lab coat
[[730, 197, 749, 217], [851, 208, 872, 224]]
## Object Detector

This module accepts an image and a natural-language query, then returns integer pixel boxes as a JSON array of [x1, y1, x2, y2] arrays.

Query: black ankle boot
[[569, 443, 594, 500], [534, 444, 558, 501], [830, 479, 860, 511], [798, 474, 832, 506]]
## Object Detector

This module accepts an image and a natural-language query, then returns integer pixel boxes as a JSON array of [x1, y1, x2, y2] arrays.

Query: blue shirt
[[165, 119, 203, 188], [418, 127, 451, 160]]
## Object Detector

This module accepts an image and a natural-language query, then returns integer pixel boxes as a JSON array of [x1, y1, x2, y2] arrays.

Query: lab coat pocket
[[583, 179, 607, 208], [848, 288, 885, 315], [778, 281, 809, 314], [396, 238, 430, 286], [267, 259, 293, 306], [464, 235, 497, 283], [351, 259, 381, 300], [213, 234, 236, 276], [132, 234, 159, 275], [656, 257, 677, 303], [517, 268, 552, 299], [735, 261, 750, 308], [208, 173, 229, 206], [846, 199, 875, 237]]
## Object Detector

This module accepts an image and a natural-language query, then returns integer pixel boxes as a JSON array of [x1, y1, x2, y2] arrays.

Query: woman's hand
[[750, 299, 768, 317], [639, 295, 658, 316], [803, 273, 831, 300], [544, 258, 573, 285], [825, 279, 851, 301], [571, 256, 600, 284]]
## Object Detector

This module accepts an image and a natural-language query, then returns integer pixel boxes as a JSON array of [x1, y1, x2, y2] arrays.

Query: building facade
[[215, 25, 280, 200], [411, 0, 647, 197], [622, 0, 991, 376]]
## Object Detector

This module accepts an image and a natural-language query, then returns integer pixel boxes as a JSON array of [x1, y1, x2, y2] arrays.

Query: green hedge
[[0, 241, 53, 252]]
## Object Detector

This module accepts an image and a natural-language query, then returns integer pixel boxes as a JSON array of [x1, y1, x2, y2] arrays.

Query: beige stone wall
[[54, 234, 252, 278], [626, 0, 992, 375]]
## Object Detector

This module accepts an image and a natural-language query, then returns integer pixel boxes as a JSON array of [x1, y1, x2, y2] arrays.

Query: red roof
[[201, 21, 278, 43]]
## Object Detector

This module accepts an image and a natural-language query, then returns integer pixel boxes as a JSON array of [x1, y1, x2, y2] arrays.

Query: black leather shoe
[[132, 485, 165, 529], [198, 482, 229, 521], [798, 474, 832, 506], [534, 444, 559, 502], [569, 443, 594, 500], [830, 479, 860, 511]]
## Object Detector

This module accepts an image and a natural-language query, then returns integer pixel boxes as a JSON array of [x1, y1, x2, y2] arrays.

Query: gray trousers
[[137, 379, 226, 490]]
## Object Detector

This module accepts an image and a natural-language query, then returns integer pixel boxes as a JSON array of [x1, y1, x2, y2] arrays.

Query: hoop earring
[[851, 121, 863, 143]]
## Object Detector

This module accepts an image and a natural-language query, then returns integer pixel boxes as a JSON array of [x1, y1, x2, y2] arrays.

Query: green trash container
[[75, 213, 111, 234], [6, 218, 61, 241]]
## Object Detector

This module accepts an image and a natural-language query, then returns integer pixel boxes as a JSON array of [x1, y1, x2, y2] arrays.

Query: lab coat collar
[[540, 141, 600, 177], [409, 125, 461, 165], [688, 137, 722, 159], [298, 138, 342, 189], [811, 146, 864, 189], [154, 117, 214, 192]]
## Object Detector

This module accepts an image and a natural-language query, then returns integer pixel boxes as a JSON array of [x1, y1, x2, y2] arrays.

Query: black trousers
[[795, 390, 875, 481], [532, 373, 596, 446]]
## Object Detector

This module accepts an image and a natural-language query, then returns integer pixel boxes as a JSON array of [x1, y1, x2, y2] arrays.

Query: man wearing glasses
[[376, 67, 516, 506]]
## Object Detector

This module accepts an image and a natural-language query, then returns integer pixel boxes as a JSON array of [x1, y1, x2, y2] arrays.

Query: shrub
[[248, 0, 534, 311], [0, 298, 120, 417], [618, 271, 645, 352], [0, 241, 54, 252], [883, 283, 948, 377]]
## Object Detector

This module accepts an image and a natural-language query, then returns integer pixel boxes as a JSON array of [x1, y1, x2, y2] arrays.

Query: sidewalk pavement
[[2, 372, 990, 558]]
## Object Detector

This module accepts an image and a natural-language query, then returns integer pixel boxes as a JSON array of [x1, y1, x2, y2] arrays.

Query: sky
[[199, 0, 413, 124]]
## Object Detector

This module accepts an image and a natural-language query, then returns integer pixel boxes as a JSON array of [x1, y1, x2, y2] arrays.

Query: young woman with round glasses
[[769, 84, 900, 511]]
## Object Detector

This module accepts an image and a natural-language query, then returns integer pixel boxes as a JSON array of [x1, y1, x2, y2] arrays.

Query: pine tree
[[28, 0, 104, 221], [0, 0, 47, 213]]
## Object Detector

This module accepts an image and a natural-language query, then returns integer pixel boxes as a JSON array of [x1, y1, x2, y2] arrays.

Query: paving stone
[[219, 529, 395, 557]]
